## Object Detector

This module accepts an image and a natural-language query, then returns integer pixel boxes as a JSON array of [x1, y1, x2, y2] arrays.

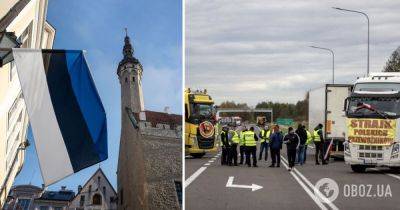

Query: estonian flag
[[12, 49, 107, 186]]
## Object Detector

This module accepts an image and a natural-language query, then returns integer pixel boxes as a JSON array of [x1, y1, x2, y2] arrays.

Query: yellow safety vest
[[306, 130, 313, 145], [260, 130, 271, 143], [260, 130, 266, 143], [313, 129, 321, 142], [239, 131, 245, 146], [231, 131, 240, 144], [243, 131, 256, 146]]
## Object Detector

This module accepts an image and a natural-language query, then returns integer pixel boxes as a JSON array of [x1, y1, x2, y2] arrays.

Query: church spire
[[118, 28, 139, 70], [123, 28, 134, 59]]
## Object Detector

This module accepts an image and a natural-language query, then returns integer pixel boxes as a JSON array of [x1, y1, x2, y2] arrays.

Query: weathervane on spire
[[125, 27, 128, 37]]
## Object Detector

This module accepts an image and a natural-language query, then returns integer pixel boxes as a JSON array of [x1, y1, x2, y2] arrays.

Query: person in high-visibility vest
[[304, 125, 313, 164], [258, 125, 271, 161], [239, 127, 247, 165], [243, 127, 258, 167], [228, 127, 240, 166], [313, 124, 327, 165]]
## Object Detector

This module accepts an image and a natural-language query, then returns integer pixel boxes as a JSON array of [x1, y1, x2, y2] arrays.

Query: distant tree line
[[217, 95, 308, 123], [383, 47, 400, 72]]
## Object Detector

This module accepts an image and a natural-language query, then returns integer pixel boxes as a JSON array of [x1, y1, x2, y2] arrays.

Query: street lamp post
[[310, 46, 335, 84], [333, 7, 370, 76]]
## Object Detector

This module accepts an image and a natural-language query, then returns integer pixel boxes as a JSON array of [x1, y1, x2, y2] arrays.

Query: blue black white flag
[[12, 49, 108, 186]]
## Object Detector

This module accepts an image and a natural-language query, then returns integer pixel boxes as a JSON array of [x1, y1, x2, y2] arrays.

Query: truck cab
[[344, 72, 400, 172], [184, 89, 218, 158]]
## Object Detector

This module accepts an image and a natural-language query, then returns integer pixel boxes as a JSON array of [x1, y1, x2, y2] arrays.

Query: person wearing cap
[[283, 127, 300, 171]]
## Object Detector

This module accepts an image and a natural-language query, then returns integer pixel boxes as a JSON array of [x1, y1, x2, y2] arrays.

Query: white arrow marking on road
[[225, 176, 263, 192]]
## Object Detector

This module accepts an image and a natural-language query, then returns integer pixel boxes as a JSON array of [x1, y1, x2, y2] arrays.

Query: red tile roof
[[135, 110, 181, 129]]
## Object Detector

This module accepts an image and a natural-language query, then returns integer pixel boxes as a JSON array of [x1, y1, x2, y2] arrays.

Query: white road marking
[[281, 156, 339, 210], [371, 168, 400, 181], [204, 163, 211, 166], [185, 167, 207, 188], [387, 173, 400, 181], [225, 176, 263, 192], [280, 160, 328, 210], [209, 160, 214, 163]]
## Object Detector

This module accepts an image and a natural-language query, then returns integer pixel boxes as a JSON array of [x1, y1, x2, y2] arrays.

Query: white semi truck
[[344, 72, 400, 172], [309, 84, 353, 159]]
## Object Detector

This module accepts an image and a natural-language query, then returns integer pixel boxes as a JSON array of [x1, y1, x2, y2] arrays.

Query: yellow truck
[[185, 89, 218, 158]]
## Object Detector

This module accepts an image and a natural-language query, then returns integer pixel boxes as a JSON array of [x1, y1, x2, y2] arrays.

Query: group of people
[[220, 123, 329, 171]]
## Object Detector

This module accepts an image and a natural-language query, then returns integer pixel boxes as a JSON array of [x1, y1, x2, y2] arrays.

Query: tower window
[[119, 189, 124, 205], [125, 77, 128, 83], [80, 195, 85, 207], [132, 76, 135, 83]]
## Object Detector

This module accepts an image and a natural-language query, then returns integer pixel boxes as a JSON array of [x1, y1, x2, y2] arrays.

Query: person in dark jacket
[[269, 125, 283, 168], [283, 127, 300, 171], [220, 126, 230, 165], [295, 124, 307, 165]]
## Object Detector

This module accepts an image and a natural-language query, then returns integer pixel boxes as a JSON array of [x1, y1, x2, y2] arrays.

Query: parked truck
[[344, 72, 400, 172], [184, 88, 217, 158], [309, 84, 353, 159]]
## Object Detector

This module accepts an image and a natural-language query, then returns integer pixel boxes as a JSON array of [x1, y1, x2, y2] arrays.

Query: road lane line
[[204, 163, 210, 166], [387, 173, 400, 181], [371, 168, 400, 181], [185, 166, 207, 188], [209, 160, 214, 163], [280, 160, 328, 210], [281, 156, 339, 210]]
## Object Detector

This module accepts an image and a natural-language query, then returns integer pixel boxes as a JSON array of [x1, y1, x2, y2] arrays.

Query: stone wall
[[138, 121, 182, 139]]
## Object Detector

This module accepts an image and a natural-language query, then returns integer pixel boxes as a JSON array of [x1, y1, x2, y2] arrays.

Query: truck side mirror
[[343, 97, 349, 112]]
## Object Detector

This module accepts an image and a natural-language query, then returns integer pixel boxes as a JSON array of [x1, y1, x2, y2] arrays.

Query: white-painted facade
[[0, 0, 55, 207]]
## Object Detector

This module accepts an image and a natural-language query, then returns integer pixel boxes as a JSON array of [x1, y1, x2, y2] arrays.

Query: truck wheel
[[351, 165, 366, 173], [191, 153, 205, 158]]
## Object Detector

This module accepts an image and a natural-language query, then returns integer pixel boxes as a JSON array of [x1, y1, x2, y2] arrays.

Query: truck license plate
[[362, 159, 377, 165]]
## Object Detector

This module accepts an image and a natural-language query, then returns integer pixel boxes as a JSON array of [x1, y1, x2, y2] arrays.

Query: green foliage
[[383, 47, 400, 72], [217, 96, 309, 123], [255, 99, 308, 122]]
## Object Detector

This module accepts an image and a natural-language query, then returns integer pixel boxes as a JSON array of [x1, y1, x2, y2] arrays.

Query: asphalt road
[[185, 145, 400, 210]]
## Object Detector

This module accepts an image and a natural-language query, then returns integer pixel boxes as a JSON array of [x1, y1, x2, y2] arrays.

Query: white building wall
[[0, 0, 55, 207]]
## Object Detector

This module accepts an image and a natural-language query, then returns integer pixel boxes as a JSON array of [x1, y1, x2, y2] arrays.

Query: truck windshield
[[347, 97, 400, 117], [190, 103, 213, 119], [354, 83, 400, 92]]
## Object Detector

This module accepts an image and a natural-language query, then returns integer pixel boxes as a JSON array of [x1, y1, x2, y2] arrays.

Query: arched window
[[92, 193, 102, 205]]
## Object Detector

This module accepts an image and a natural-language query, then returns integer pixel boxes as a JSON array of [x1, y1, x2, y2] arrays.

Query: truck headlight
[[391, 143, 399, 156], [344, 141, 350, 153], [191, 135, 198, 147]]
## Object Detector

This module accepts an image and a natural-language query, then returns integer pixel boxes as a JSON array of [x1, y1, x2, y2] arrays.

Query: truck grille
[[359, 145, 383, 150], [359, 152, 383, 158], [198, 137, 214, 149]]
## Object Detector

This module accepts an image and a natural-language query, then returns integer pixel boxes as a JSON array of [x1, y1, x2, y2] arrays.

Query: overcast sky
[[186, 0, 400, 105]]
